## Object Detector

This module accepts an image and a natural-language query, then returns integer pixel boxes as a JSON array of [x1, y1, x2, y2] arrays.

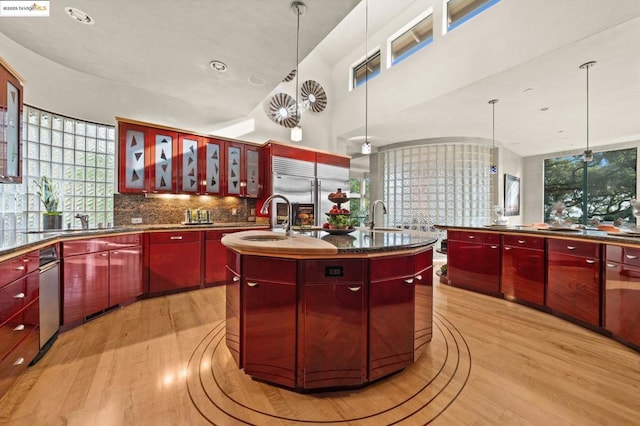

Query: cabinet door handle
[[111, 251, 119, 255], [100, 253, 108, 257], [504, 247, 511, 251], [606, 263, 616, 268], [586, 259, 596, 264], [490, 245, 499, 249], [626, 254, 638, 260], [13, 358, 25, 366], [567, 245, 576, 250], [517, 240, 526, 244], [13, 324, 25, 331], [14, 265, 25, 271], [232, 275, 240, 282], [468, 235, 475, 239], [404, 278, 414, 284], [415, 274, 423, 281], [348, 286, 361, 292], [170, 236, 183, 240], [13, 293, 25, 299], [247, 282, 259, 287]]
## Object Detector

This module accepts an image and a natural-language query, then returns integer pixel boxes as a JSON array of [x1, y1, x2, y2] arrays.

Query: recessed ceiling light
[[209, 60, 228, 73], [540, 107, 549, 111], [65, 7, 94, 25], [523, 88, 533, 93], [247, 76, 265, 86]]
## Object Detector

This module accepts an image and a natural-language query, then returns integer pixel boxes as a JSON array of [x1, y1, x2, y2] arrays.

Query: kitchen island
[[221, 228, 438, 391]]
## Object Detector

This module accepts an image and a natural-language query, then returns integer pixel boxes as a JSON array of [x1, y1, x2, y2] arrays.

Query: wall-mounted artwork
[[505, 174, 520, 216]]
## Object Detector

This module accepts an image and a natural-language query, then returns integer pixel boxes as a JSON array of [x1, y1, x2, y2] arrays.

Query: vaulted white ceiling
[[2, 0, 640, 160]]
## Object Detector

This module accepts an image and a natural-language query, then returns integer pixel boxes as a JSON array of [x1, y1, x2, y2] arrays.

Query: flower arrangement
[[34, 176, 61, 215]]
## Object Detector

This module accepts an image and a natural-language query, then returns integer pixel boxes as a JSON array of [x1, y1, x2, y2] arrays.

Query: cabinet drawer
[[448, 230, 499, 244], [503, 235, 544, 250], [226, 249, 241, 275], [0, 299, 39, 359], [0, 252, 38, 286], [148, 231, 201, 244], [0, 280, 26, 324], [62, 238, 110, 256], [370, 255, 414, 281], [547, 239, 600, 258], [607, 245, 640, 267], [303, 259, 364, 283], [415, 248, 433, 274], [244, 256, 296, 283], [0, 325, 39, 397]]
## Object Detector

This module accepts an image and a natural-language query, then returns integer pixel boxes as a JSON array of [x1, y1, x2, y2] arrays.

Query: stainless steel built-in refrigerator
[[271, 156, 350, 227]]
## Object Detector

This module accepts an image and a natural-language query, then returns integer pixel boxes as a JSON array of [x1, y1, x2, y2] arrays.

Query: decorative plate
[[264, 93, 300, 128], [327, 196, 349, 204], [301, 80, 327, 112]]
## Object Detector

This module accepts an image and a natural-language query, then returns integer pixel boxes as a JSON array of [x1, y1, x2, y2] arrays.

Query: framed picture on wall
[[505, 174, 520, 216]]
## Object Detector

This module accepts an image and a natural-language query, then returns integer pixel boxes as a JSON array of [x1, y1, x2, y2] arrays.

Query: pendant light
[[580, 61, 596, 162], [488, 99, 499, 174], [361, 0, 371, 155], [290, 1, 305, 143]]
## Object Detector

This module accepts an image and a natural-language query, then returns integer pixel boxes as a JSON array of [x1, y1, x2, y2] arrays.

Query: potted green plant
[[34, 176, 62, 230]]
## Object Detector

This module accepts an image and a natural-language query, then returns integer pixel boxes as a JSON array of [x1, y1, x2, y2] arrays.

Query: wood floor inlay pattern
[[186, 312, 471, 425]]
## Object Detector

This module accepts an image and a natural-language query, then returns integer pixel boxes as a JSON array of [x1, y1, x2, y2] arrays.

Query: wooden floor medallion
[[186, 312, 471, 425]]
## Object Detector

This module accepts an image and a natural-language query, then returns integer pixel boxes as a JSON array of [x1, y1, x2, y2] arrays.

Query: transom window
[[445, 0, 500, 33], [352, 50, 381, 89], [388, 10, 434, 67]]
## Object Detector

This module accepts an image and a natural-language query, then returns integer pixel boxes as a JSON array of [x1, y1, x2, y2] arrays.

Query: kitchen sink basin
[[240, 234, 290, 242]]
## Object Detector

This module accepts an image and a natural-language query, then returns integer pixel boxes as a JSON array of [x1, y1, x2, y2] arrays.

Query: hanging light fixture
[[488, 99, 499, 174], [361, 0, 371, 155], [580, 61, 596, 162], [290, 1, 305, 143]]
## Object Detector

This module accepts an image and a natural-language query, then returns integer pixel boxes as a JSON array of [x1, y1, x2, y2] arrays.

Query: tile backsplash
[[113, 194, 258, 226]]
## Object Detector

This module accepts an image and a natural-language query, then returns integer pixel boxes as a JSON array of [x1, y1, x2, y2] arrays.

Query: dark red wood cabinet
[[369, 253, 416, 381], [501, 234, 545, 305], [0, 59, 23, 184], [298, 259, 366, 389], [242, 255, 297, 388], [62, 234, 143, 325], [205, 229, 243, 286], [546, 239, 601, 326], [0, 247, 40, 396], [148, 231, 202, 294], [414, 248, 433, 360], [225, 249, 242, 366], [447, 230, 501, 295], [605, 245, 640, 347], [225, 141, 261, 198]]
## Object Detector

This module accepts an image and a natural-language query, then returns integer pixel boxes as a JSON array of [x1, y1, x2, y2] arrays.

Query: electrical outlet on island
[[232, 208, 237, 216], [131, 217, 142, 224]]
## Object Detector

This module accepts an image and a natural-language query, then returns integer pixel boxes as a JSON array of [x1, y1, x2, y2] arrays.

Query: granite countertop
[[0, 222, 269, 259], [221, 228, 438, 256], [436, 224, 640, 245]]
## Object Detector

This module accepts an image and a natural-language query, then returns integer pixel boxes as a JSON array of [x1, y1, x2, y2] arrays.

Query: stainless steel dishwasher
[[31, 245, 60, 364]]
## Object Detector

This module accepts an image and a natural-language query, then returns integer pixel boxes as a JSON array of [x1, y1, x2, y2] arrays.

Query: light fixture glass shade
[[490, 164, 498, 174], [291, 125, 302, 142], [582, 149, 593, 162], [361, 141, 371, 155]]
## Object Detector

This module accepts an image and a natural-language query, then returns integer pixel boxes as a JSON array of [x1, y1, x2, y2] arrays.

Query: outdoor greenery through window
[[389, 11, 433, 66], [445, 0, 500, 32], [544, 148, 637, 225], [352, 50, 381, 89]]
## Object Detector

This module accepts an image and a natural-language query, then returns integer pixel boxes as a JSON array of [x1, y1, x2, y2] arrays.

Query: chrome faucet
[[75, 213, 89, 230], [368, 199, 387, 230], [260, 194, 293, 236]]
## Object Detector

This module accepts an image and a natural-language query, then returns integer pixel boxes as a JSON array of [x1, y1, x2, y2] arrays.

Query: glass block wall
[[0, 105, 115, 233], [381, 143, 492, 229]]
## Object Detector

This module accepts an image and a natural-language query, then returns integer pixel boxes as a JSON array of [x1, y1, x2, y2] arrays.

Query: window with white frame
[[388, 10, 434, 67], [444, 0, 500, 33], [352, 50, 381, 89]]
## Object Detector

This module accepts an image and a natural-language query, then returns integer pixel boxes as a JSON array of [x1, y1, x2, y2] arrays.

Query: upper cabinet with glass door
[[0, 58, 24, 183]]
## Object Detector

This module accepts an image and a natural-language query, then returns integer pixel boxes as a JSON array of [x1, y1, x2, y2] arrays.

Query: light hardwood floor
[[1, 271, 638, 425]]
